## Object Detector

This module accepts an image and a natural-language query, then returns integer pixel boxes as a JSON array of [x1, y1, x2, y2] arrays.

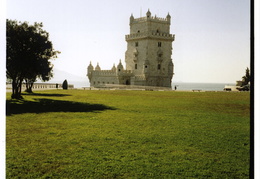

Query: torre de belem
[[87, 10, 175, 88]]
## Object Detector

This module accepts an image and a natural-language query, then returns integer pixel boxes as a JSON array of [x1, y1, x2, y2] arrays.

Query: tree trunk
[[11, 78, 23, 99], [25, 79, 34, 93]]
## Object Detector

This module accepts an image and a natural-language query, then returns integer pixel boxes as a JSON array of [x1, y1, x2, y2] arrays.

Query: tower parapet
[[125, 31, 174, 41], [130, 10, 170, 25]]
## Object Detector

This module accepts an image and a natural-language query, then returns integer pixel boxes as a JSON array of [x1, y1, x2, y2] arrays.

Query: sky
[[5, 0, 250, 84], [1, 1, 259, 177]]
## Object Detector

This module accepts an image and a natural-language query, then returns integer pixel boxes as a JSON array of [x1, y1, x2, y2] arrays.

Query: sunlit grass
[[6, 90, 250, 178]]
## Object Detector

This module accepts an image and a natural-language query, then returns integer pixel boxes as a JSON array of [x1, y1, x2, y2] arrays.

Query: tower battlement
[[130, 15, 170, 23], [125, 31, 175, 41], [130, 9, 171, 25]]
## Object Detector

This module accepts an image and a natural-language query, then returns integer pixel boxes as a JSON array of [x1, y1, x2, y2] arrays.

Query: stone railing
[[6, 82, 74, 91], [133, 16, 169, 23], [125, 31, 174, 41], [91, 69, 133, 76], [92, 70, 117, 76]]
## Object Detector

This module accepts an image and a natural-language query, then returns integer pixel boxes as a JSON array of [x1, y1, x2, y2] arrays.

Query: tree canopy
[[6, 19, 60, 98], [242, 67, 250, 86]]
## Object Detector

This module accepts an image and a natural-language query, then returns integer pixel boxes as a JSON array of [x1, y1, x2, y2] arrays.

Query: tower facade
[[125, 10, 175, 87], [87, 10, 175, 88]]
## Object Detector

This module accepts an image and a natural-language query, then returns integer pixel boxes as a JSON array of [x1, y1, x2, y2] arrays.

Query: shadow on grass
[[22, 93, 71, 97], [6, 98, 116, 116]]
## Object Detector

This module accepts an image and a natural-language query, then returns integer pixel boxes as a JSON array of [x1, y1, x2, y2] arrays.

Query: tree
[[242, 67, 250, 86], [6, 19, 59, 98], [62, 80, 68, 90]]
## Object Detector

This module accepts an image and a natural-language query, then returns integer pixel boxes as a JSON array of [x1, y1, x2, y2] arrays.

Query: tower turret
[[111, 64, 116, 72], [95, 63, 101, 71], [166, 13, 171, 23], [87, 62, 94, 81], [130, 14, 134, 24], [117, 59, 124, 75], [87, 61, 94, 72], [146, 9, 151, 18]]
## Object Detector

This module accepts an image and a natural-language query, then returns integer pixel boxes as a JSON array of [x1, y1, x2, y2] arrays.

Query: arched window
[[135, 64, 137, 69], [158, 64, 161, 70]]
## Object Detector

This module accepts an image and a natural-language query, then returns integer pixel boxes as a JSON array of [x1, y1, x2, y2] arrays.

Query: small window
[[135, 64, 137, 69], [135, 42, 138, 47], [145, 65, 148, 68], [158, 64, 161, 70], [137, 30, 140, 33], [158, 53, 162, 57], [158, 42, 162, 47], [118, 69, 121, 72]]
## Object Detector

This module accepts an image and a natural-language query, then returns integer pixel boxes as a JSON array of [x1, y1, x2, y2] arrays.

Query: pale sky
[[6, 0, 250, 83], [1, 1, 259, 177]]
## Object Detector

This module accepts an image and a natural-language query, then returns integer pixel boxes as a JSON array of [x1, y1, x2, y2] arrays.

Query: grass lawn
[[6, 90, 250, 178]]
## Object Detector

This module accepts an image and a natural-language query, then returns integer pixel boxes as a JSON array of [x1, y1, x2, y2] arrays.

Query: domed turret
[[95, 63, 101, 71], [87, 61, 94, 80], [166, 12, 171, 23], [87, 61, 94, 72], [146, 9, 151, 18], [117, 59, 124, 74], [130, 13, 134, 24], [111, 64, 116, 72]]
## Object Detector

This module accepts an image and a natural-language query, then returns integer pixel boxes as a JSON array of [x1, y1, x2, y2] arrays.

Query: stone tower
[[125, 9, 175, 87]]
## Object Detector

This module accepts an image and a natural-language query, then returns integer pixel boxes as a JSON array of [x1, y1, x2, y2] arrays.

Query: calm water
[[71, 81, 235, 91]]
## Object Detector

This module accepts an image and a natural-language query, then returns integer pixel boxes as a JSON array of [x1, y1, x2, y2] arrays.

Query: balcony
[[125, 31, 175, 41]]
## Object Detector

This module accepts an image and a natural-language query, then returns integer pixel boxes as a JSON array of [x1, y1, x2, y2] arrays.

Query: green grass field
[[6, 90, 250, 178]]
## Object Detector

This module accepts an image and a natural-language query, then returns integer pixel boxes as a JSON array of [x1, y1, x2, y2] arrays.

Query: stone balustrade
[[92, 70, 117, 76], [91, 70, 133, 76], [132, 16, 169, 23], [125, 31, 174, 41]]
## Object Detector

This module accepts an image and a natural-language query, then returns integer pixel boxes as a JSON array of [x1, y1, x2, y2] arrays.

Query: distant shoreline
[[6, 82, 236, 92]]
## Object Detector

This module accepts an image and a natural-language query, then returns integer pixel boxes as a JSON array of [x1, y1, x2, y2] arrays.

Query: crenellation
[[132, 16, 168, 23], [125, 31, 174, 41]]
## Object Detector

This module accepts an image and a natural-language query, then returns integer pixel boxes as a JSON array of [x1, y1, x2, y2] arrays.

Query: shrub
[[62, 79, 68, 90]]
